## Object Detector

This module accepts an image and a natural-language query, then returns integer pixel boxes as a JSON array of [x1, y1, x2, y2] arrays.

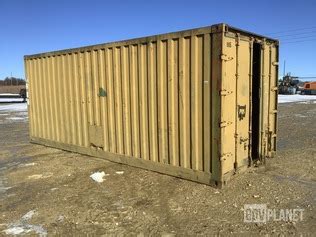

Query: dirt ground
[[0, 101, 315, 235]]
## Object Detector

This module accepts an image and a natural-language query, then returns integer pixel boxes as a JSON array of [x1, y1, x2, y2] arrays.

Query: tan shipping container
[[24, 24, 279, 187]]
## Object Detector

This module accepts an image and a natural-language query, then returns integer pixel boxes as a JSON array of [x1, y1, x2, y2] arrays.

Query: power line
[[281, 35, 316, 42], [276, 30, 316, 38], [264, 26, 316, 35], [281, 38, 316, 44]]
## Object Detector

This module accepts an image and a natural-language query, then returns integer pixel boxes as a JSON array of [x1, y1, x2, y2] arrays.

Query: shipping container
[[24, 24, 279, 187]]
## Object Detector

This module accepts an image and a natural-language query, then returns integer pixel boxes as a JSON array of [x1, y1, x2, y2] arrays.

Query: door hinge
[[272, 61, 279, 66], [220, 54, 234, 61], [219, 121, 232, 128], [220, 89, 233, 96], [270, 110, 277, 114], [271, 87, 278, 92]]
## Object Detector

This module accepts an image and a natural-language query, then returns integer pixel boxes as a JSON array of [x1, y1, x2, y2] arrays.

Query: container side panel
[[92, 50, 101, 127], [67, 54, 77, 145], [138, 44, 150, 160], [42, 58, 51, 140], [85, 52, 94, 129], [191, 35, 204, 171], [121, 46, 132, 156], [35, 59, 44, 139], [73, 53, 83, 146], [26, 60, 34, 137], [39, 58, 47, 139], [221, 36, 237, 175], [106, 48, 117, 153], [157, 40, 169, 164], [168, 39, 180, 167], [98, 50, 109, 151], [62, 55, 72, 144], [52, 56, 61, 142], [46, 57, 54, 141], [129, 45, 141, 158], [78, 53, 89, 147], [113, 47, 124, 154], [148, 42, 159, 162], [203, 33, 212, 173], [179, 37, 191, 169]]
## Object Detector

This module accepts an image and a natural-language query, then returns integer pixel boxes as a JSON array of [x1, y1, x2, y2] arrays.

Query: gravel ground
[[0, 101, 315, 235]]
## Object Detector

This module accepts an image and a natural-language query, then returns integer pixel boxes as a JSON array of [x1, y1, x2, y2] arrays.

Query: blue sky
[[1, 0, 316, 80]]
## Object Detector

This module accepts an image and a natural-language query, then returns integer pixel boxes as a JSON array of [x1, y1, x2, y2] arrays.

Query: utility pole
[[283, 60, 286, 77]]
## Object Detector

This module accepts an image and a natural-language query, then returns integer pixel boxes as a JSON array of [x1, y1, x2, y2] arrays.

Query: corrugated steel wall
[[25, 24, 278, 186], [25, 28, 220, 176]]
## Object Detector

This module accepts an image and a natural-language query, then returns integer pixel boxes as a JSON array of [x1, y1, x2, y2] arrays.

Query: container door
[[235, 38, 251, 169]]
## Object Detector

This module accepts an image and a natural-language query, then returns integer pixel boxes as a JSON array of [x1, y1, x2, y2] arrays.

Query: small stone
[[253, 195, 260, 198]]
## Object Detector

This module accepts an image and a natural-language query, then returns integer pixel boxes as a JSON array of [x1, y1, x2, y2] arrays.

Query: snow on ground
[[90, 171, 109, 183], [278, 94, 316, 104], [0, 103, 28, 124], [0, 98, 24, 102], [0, 103, 27, 112], [0, 93, 20, 96], [3, 210, 47, 236]]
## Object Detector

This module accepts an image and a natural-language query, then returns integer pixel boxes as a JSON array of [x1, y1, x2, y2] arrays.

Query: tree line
[[0, 77, 26, 86]]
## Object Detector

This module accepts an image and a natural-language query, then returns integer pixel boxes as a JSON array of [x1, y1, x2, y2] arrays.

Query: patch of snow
[[19, 162, 36, 168], [278, 94, 316, 104], [0, 98, 24, 102], [22, 210, 36, 221], [4, 226, 25, 235], [0, 103, 27, 112], [28, 173, 52, 179], [4, 224, 47, 236], [90, 171, 109, 183], [115, 171, 124, 175], [7, 117, 25, 120], [3, 210, 47, 236], [0, 93, 20, 96]]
